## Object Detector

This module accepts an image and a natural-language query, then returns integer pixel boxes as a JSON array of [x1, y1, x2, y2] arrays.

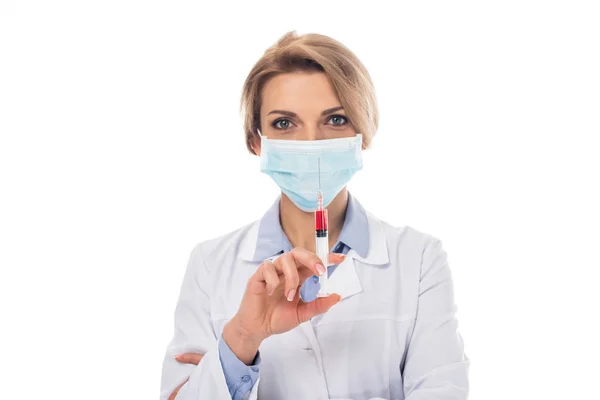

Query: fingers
[[289, 247, 332, 276], [252, 251, 347, 298], [290, 247, 326, 276], [170, 353, 203, 399], [257, 260, 280, 296], [296, 252, 347, 283], [279, 253, 299, 301], [297, 265, 318, 285], [174, 352, 204, 365], [328, 252, 346, 266], [277, 251, 347, 300], [296, 294, 342, 323], [289, 249, 346, 273], [259, 254, 302, 301], [168, 378, 189, 400]]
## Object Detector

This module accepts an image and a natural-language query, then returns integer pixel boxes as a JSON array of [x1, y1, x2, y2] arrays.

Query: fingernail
[[268, 285, 275, 296], [287, 288, 296, 301], [335, 253, 347, 258], [316, 263, 326, 275], [174, 354, 182, 360]]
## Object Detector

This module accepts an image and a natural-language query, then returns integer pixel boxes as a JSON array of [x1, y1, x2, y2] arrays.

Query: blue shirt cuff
[[218, 335, 260, 400]]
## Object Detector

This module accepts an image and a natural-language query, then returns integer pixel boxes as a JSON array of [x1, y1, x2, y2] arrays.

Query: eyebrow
[[267, 106, 344, 118]]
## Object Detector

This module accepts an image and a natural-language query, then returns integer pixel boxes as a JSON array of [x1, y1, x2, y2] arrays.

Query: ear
[[251, 132, 262, 156]]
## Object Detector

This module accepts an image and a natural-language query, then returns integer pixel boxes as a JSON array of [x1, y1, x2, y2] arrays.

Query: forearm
[[222, 317, 263, 365]]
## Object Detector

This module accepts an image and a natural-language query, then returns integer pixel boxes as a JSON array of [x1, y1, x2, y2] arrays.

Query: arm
[[402, 239, 470, 399], [160, 245, 260, 400], [161, 247, 343, 399]]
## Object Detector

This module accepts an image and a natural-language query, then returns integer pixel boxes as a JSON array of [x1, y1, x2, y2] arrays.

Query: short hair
[[241, 31, 379, 154]]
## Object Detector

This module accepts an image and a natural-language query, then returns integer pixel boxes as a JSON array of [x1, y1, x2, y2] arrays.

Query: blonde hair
[[241, 31, 379, 155]]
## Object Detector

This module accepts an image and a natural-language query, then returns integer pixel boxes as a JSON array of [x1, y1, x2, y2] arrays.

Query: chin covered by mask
[[259, 133, 363, 212]]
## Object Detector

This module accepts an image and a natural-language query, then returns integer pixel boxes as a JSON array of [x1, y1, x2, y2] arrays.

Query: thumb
[[296, 294, 341, 323]]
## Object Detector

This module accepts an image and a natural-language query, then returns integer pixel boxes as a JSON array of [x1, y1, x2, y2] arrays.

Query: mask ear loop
[[356, 132, 367, 150], [253, 128, 264, 156]]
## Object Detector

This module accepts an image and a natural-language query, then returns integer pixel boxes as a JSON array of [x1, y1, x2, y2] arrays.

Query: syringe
[[315, 158, 329, 297]]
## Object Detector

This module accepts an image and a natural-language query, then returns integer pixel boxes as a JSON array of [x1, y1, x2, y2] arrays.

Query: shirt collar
[[251, 193, 369, 262]]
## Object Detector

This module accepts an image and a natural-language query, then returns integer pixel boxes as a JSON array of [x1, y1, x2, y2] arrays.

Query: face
[[253, 71, 357, 154]]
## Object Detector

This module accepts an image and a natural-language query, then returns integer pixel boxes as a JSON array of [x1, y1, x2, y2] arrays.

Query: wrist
[[222, 317, 263, 365]]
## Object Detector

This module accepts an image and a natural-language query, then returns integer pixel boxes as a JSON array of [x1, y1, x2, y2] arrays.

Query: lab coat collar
[[338, 194, 369, 258], [239, 194, 389, 266]]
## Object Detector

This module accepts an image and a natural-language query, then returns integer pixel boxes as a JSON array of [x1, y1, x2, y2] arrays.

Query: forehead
[[261, 71, 341, 113]]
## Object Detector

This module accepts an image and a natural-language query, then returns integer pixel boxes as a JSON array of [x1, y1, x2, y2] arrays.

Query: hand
[[223, 248, 345, 364], [169, 353, 204, 400]]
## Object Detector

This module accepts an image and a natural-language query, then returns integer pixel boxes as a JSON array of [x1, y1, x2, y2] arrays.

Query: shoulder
[[369, 212, 441, 253], [182, 221, 260, 308], [367, 212, 446, 277], [188, 220, 259, 269]]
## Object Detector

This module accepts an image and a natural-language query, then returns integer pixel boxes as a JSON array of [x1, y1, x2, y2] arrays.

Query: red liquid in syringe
[[315, 191, 328, 236]]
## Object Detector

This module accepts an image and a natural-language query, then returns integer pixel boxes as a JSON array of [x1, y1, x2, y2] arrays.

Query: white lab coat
[[160, 210, 469, 400]]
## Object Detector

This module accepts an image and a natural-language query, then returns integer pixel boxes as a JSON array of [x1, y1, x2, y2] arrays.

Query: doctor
[[160, 31, 469, 400]]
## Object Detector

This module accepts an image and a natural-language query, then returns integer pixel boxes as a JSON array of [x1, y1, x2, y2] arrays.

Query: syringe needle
[[315, 156, 329, 297], [318, 157, 321, 192]]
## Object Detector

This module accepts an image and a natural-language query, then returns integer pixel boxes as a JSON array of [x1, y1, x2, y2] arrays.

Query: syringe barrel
[[316, 234, 329, 296], [315, 195, 329, 296]]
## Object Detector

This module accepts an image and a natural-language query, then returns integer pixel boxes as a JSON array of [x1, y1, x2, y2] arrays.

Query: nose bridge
[[305, 124, 325, 141]]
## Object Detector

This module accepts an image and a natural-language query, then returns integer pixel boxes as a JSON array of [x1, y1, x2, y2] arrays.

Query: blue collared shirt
[[218, 194, 369, 400]]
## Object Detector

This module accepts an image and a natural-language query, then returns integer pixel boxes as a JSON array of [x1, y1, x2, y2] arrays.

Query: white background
[[1, 1, 599, 399]]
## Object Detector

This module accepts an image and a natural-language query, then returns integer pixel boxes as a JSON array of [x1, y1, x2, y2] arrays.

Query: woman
[[160, 31, 469, 400]]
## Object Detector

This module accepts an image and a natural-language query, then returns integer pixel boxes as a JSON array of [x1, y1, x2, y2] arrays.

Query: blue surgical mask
[[259, 131, 363, 212]]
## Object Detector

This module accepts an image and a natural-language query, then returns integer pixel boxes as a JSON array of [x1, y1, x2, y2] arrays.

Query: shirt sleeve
[[218, 335, 261, 400], [402, 238, 470, 399], [159, 244, 260, 400]]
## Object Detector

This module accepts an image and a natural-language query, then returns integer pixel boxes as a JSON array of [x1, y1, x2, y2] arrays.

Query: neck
[[280, 189, 349, 253]]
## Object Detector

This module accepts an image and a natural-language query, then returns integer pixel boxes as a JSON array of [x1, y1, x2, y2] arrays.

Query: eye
[[272, 118, 294, 130], [327, 115, 349, 126]]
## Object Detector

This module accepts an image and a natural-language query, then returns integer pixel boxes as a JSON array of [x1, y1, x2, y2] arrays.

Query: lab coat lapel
[[326, 251, 363, 300], [327, 211, 390, 301]]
